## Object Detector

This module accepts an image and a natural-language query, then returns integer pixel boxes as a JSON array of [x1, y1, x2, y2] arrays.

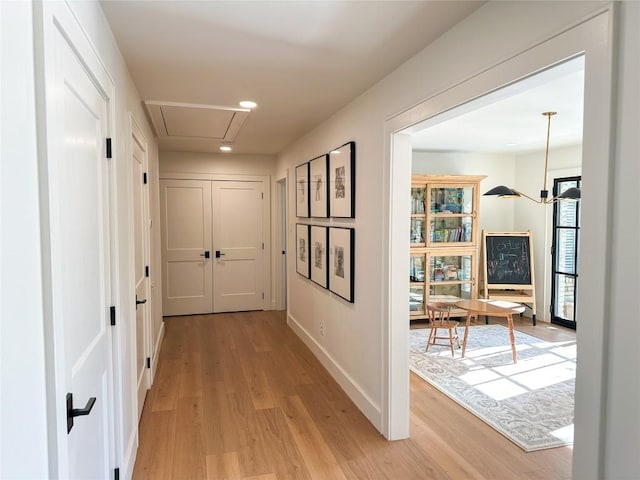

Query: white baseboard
[[123, 320, 164, 479], [122, 427, 137, 480], [287, 313, 382, 432], [150, 320, 165, 383]]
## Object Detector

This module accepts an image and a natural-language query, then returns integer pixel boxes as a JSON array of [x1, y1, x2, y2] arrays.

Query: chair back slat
[[427, 303, 450, 326]]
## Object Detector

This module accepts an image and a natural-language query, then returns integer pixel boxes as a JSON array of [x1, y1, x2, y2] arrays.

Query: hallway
[[133, 311, 572, 479]]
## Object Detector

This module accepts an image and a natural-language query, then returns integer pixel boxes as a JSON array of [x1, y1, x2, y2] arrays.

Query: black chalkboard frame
[[482, 231, 535, 288]]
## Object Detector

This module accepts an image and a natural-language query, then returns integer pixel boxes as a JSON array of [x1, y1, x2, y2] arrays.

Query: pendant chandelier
[[483, 111, 581, 204]]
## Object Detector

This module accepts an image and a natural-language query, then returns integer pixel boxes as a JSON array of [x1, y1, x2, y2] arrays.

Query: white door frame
[[160, 172, 271, 311], [130, 113, 151, 418], [273, 170, 288, 310], [383, 9, 613, 479], [37, 1, 119, 476]]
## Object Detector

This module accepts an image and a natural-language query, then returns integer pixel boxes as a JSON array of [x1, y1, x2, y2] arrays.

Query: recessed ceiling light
[[329, 150, 340, 154], [239, 100, 257, 109], [220, 145, 232, 152]]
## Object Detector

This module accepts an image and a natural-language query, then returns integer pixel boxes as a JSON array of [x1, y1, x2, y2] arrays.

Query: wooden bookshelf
[[410, 175, 485, 320]]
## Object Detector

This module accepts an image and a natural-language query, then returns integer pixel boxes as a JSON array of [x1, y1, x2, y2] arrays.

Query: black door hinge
[[114, 467, 120, 480], [110, 306, 116, 326], [145, 266, 150, 277], [143, 172, 148, 184], [106, 138, 112, 159], [146, 357, 151, 369]]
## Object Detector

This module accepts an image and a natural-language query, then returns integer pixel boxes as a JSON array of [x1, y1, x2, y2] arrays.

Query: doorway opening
[[401, 56, 583, 456], [276, 175, 288, 310], [384, 18, 614, 472]]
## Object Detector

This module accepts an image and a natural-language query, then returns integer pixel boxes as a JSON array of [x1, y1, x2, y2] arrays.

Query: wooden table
[[455, 299, 519, 363]]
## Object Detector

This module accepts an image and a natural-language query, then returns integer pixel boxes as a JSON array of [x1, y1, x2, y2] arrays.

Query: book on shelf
[[433, 226, 466, 243]]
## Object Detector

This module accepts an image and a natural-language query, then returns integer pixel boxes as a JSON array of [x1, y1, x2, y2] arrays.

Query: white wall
[[0, 2, 50, 477], [160, 151, 276, 177], [275, 2, 639, 478]]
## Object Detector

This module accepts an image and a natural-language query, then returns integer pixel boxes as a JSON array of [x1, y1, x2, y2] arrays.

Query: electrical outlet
[[320, 322, 325, 336]]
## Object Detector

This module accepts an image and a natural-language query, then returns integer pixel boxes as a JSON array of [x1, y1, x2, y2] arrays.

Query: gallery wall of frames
[[295, 141, 355, 303]]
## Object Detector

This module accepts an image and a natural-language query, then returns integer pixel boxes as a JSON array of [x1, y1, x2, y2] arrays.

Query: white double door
[[161, 179, 265, 315]]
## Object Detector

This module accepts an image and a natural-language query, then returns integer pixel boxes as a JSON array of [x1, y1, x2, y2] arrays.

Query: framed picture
[[295, 162, 310, 217], [295, 224, 310, 278], [329, 141, 355, 218], [309, 154, 329, 217], [328, 227, 354, 302], [310, 225, 328, 288]]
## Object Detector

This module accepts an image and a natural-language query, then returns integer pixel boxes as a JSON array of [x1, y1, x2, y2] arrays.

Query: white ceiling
[[100, 0, 484, 155], [408, 56, 585, 154]]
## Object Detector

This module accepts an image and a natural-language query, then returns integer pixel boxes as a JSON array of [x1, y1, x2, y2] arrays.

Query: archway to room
[[383, 11, 613, 479], [402, 56, 583, 468]]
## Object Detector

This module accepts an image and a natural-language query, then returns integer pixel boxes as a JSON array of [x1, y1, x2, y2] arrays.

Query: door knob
[[135, 295, 147, 309], [66, 393, 96, 434], [200, 251, 210, 259], [215, 250, 226, 258]]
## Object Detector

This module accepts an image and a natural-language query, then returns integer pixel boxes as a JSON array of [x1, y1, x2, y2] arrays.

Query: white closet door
[[132, 132, 150, 419], [43, 4, 114, 476], [160, 179, 213, 315], [212, 181, 264, 312]]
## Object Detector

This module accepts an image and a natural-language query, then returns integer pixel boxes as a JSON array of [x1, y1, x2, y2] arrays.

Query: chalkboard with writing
[[484, 234, 532, 285]]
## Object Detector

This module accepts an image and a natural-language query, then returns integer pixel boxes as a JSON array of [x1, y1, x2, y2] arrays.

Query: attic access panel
[[144, 101, 249, 141]]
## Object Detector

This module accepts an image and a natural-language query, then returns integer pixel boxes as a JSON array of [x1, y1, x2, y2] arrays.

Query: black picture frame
[[328, 141, 355, 218], [295, 224, 310, 278], [309, 154, 329, 218], [328, 226, 355, 302], [310, 225, 329, 288], [295, 162, 310, 217]]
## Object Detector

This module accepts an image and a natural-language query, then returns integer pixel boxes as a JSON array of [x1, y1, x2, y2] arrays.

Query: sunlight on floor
[[458, 344, 576, 400], [551, 424, 575, 444], [476, 377, 528, 400]]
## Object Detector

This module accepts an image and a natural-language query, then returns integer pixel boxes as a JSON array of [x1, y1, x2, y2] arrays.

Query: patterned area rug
[[410, 325, 576, 451]]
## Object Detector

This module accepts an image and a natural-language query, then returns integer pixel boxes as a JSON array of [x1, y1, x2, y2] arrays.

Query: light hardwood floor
[[133, 311, 574, 479]]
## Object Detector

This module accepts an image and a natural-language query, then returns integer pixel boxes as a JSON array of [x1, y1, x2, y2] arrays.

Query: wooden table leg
[[507, 314, 517, 363], [461, 312, 472, 358]]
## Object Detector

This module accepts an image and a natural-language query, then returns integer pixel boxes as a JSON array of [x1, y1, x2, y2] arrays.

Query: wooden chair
[[426, 303, 460, 357]]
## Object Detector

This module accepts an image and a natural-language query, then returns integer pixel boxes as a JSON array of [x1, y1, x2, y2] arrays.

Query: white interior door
[[131, 128, 150, 419], [45, 8, 114, 477], [213, 181, 264, 312], [160, 179, 213, 315]]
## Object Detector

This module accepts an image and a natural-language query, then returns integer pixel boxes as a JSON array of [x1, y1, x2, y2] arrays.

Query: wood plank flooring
[[133, 311, 574, 479]]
